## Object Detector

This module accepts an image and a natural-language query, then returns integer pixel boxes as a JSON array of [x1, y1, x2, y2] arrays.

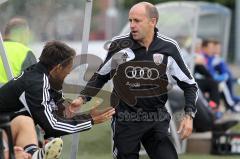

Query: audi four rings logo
[[125, 66, 159, 80]]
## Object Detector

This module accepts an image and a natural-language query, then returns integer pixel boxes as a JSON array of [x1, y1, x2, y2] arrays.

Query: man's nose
[[130, 22, 135, 29]]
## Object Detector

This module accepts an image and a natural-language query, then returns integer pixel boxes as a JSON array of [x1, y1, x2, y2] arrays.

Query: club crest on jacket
[[153, 53, 163, 65]]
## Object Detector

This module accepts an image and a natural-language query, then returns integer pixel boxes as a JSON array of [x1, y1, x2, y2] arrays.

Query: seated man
[[201, 39, 240, 112], [0, 41, 115, 159], [212, 42, 240, 107], [194, 53, 220, 110]]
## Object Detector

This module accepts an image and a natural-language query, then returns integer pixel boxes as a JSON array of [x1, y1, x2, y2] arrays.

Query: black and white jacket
[[0, 62, 92, 137], [82, 28, 198, 115]]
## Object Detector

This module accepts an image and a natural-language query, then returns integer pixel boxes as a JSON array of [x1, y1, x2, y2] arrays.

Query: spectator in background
[[202, 39, 240, 112], [0, 17, 37, 84], [193, 38, 220, 111], [213, 42, 240, 104]]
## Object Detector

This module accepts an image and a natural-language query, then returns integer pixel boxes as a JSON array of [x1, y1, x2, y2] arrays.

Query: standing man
[[73, 2, 198, 159], [0, 17, 37, 84]]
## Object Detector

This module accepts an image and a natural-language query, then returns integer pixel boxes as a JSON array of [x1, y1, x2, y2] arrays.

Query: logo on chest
[[153, 53, 163, 65]]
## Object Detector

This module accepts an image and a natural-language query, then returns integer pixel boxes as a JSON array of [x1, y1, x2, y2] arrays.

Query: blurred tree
[[121, 0, 235, 9], [0, 0, 85, 40]]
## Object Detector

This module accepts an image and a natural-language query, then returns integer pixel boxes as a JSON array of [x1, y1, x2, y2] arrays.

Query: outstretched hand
[[65, 97, 115, 123], [90, 106, 115, 124]]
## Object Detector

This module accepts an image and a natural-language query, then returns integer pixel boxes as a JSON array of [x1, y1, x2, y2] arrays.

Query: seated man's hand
[[4, 146, 31, 159], [64, 97, 84, 118], [90, 107, 115, 124], [177, 115, 193, 140], [69, 97, 85, 112]]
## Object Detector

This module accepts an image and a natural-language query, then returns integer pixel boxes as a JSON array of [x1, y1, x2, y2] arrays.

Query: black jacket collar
[[129, 27, 159, 51], [35, 62, 50, 75]]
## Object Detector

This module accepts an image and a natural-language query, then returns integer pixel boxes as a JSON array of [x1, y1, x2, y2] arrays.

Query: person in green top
[[0, 17, 37, 84]]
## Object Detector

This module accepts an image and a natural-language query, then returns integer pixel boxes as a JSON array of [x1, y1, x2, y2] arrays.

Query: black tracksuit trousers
[[112, 117, 178, 159]]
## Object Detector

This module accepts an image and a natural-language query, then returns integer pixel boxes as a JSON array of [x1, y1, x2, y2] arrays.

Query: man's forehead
[[129, 4, 146, 15]]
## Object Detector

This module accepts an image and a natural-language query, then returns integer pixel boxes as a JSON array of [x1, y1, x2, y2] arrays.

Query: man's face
[[128, 6, 155, 42], [57, 61, 73, 81], [49, 59, 73, 90], [204, 42, 215, 56]]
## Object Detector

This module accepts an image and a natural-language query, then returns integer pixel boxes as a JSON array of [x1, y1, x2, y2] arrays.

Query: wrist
[[78, 95, 87, 104], [185, 111, 195, 119], [185, 114, 193, 120]]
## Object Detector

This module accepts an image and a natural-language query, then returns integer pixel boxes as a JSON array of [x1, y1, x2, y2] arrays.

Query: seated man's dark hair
[[39, 41, 76, 70]]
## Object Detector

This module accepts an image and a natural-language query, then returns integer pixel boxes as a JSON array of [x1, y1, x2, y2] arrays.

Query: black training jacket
[[0, 63, 92, 137], [81, 28, 198, 117]]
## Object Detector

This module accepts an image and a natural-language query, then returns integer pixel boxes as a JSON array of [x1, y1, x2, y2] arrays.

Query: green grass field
[[59, 122, 240, 159]]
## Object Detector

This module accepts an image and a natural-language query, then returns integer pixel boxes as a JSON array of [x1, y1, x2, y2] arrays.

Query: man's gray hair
[[145, 4, 159, 23], [138, 2, 159, 23]]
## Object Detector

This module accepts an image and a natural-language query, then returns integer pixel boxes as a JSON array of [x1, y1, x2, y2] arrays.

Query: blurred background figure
[[212, 42, 240, 105], [194, 39, 220, 111], [201, 39, 240, 112], [0, 17, 36, 85]]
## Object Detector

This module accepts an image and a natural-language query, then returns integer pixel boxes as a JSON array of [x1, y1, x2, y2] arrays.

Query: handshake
[[56, 97, 115, 124]]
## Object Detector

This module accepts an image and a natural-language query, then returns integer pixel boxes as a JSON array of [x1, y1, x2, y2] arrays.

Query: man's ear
[[56, 64, 62, 69], [151, 18, 157, 27], [50, 64, 61, 74]]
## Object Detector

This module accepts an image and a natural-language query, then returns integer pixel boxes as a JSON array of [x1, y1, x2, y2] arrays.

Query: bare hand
[[177, 115, 193, 140], [90, 107, 115, 124], [64, 97, 84, 118], [69, 97, 85, 112]]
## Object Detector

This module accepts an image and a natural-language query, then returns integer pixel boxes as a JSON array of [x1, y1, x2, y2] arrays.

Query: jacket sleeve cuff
[[184, 107, 197, 114]]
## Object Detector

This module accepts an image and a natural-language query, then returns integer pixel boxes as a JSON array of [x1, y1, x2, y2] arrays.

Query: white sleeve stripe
[[157, 33, 180, 49], [157, 34, 182, 54], [44, 125, 92, 133], [43, 75, 50, 101], [44, 104, 91, 133], [112, 33, 130, 41], [97, 58, 113, 75], [19, 92, 32, 116], [42, 96, 91, 131], [44, 103, 91, 129], [167, 57, 196, 85], [41, 75, 92, 132], [195, 89, 199, 106], [158, 36, 194, 80], [43, 75, 91, 128]]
